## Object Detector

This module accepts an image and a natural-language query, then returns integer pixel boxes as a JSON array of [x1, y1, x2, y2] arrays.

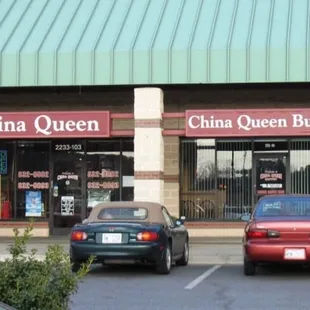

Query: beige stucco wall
[[0, 227, 49, 237]]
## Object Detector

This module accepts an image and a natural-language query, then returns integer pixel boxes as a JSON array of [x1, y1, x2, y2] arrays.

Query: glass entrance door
[[253, 154, 289, 203], [50, 140, 86, 235]]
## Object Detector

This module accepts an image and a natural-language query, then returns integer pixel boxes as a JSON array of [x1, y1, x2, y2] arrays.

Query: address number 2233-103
[[54, 144, 82, 151]]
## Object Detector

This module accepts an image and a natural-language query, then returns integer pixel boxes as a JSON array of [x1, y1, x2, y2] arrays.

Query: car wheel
[[243, 259, 256, 276], [156, 244, 172, 275], [71, 261, 82, 273], [175, 240, 189, 266]]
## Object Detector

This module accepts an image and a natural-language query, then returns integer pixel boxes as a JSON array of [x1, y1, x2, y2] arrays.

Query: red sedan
[[241, 194, 310, 276]]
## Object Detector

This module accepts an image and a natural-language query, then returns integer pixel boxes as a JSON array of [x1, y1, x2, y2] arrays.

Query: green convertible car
[[70, 201, 189, 275]]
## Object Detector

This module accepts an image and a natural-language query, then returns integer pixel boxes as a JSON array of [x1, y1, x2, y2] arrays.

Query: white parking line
[[184, 265, 222, 290]]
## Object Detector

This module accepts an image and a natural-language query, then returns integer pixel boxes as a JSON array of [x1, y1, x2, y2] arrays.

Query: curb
[[0, 254, 243, 265], [0, 240, 69, 245], [190, 241, 241, 245], [189, 238, 242, 245], [0, 254, 45, 262], [0, 240, 242, 246], [0, 237, 242, 245]]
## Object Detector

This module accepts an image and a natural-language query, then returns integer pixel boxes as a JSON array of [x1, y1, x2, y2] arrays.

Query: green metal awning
[[0, 0, 309, 87]]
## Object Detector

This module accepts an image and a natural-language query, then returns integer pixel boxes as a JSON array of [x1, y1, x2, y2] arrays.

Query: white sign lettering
[[0, 117, 26, 132], [292, 114, 310, 128], [237, 115, 287, 131], [188, 115, 232, 129], [34, 115, 99, 136], [0, 112, 109, 138], [187, 114, 289, 131]]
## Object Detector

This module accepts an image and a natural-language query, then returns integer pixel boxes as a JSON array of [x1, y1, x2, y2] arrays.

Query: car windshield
[[97, 207, 148, 220], [254, 197, 310, 218]]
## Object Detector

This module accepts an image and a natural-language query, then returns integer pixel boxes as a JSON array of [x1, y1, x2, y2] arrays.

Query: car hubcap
[[166, 248, 171, 270], [184, 242, 189, 261]]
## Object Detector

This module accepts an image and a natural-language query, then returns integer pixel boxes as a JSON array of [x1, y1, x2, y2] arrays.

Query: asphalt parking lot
[[71, 262, 310, 310], [1, 240, 309, 310]]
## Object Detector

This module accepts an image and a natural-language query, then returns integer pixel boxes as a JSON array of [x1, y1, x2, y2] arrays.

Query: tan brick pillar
[[134, 88, 164, 204]]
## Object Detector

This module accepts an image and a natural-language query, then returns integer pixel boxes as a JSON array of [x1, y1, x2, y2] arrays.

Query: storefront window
[[217, 140, 252, 219], [0, 142, 14, 220], [86, 141, 121, 215], [0, 138, 133, 227], [180, 139, 216, 220], [51, 140, 84, 231], [180, 139, 252, 220], [290, 140, 310, 194], [16, 142, 49, 220]]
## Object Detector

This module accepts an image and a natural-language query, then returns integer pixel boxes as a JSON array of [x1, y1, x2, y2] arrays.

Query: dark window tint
[[254, 197, 310, 217], [0, 142, 14, 219], [98, 207, 148, 220], [16, 142, 49, 219]]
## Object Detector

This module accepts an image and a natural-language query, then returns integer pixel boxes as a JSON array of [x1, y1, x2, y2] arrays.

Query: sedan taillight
[[71, 231, 88, 241], [136, 231, 158, 242], [246, 229, 268, 239]]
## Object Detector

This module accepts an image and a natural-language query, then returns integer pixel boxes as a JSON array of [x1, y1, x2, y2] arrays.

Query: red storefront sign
[[186, 109, 310, 137], [0, 111, 110, 138]]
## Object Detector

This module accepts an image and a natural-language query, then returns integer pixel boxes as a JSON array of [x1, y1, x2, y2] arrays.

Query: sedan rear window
[[97, 207, 148, 220], [254, 197, 310, 217]]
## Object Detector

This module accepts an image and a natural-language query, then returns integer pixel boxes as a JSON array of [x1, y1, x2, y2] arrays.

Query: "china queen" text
[[0, 114, 100, 136], [188, 113, 310, 131]]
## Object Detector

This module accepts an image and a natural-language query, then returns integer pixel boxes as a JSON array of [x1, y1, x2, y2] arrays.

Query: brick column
[[134, 88, 164, 204], [164, 137, 180, 217]]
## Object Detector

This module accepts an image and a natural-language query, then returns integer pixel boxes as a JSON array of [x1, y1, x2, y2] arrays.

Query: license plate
[[284, 248, 306, 260], [102, 233, 122, 244]]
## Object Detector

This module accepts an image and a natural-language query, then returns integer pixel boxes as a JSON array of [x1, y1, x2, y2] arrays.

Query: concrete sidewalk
[[0, 240, 243, 265]]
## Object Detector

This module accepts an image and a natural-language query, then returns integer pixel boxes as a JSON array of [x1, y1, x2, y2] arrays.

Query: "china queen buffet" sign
[[186, 109, 310, 137]]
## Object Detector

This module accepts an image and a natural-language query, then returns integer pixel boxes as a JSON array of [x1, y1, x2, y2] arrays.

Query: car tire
[[243, 259, 256, 276], [156, 244, 172, 275], [175, 240, 189, 266]]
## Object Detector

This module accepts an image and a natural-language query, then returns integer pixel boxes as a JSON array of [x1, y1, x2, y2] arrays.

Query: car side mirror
[[240, 214, 251, 222], [175, 220, 182, 226], [175, 216, 186, 226]]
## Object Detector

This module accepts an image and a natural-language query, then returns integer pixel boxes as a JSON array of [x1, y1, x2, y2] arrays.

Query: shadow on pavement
[[88, 263, 166, 276], [257, 263, 310, 277], [86, 263, 209, 277]]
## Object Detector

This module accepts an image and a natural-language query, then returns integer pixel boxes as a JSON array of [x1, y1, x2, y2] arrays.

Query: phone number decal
[[87, 170, 119, 178], [18, 171, 49, 178], [18, 182, 49, 189], [87, 182, 119, 189]]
